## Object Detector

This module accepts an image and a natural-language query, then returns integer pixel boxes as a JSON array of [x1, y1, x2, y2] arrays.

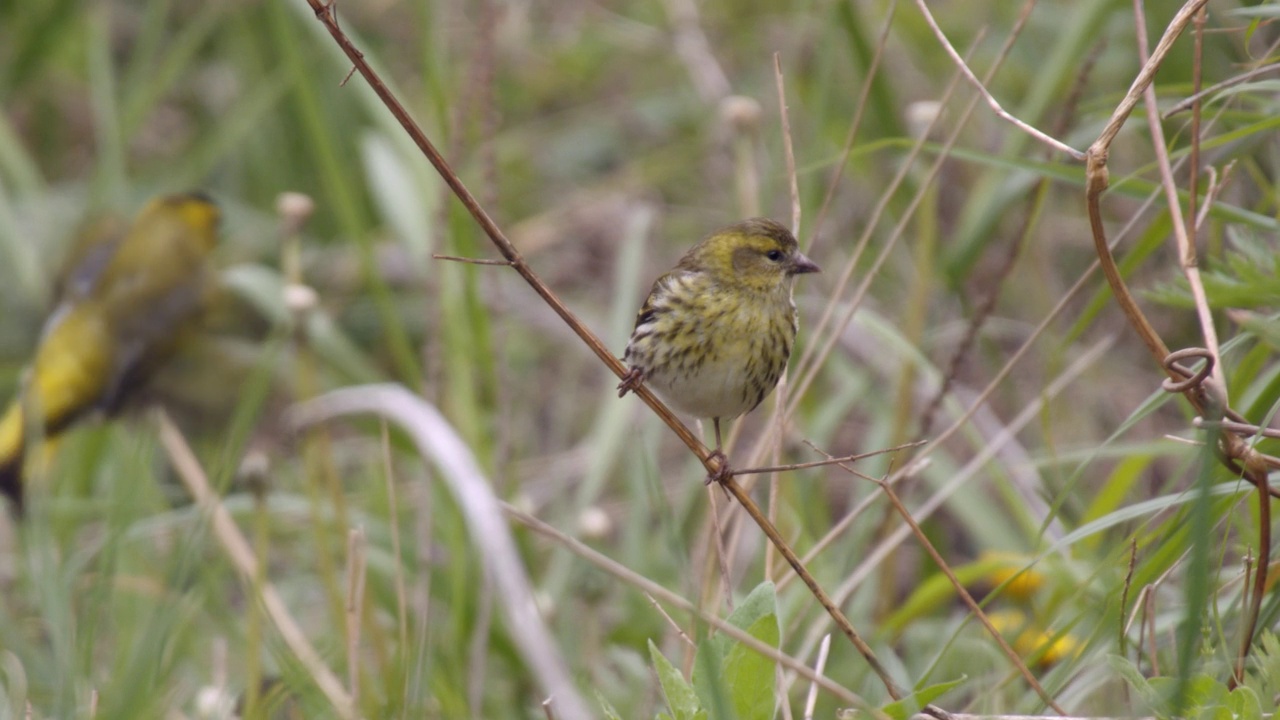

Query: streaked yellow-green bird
[[0, 192, 221, 511], [617, 217, 819, 482]]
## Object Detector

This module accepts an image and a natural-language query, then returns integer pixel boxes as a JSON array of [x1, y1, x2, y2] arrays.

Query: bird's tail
[[0, 403, 24, 513]]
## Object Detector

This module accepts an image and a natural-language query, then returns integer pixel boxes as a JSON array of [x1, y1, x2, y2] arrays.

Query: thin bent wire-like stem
[[912, 0, 1085, 160], [302, 0, 921, 708]]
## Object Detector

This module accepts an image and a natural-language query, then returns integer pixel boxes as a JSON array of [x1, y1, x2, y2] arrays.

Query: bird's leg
[[706, 417, 733, 485], [616, 366, 644, 397]]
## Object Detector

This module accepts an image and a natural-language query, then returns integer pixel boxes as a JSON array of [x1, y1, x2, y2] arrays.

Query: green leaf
[[881, 677, 967, 720], [1108, 655, 1162, 711], [691, 583, 780, 720], [1227, 685, 1263, 720], [1185, 673, 1229, 711], [650, 639, 702, 720], [722, 613, 779, 720], [692, 638, 732, 720], [726, 583, 777, 633], [595, 690, 625, 720]]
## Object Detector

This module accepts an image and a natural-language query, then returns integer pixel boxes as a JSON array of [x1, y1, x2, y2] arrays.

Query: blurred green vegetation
[[2, 0, 1280, 718]]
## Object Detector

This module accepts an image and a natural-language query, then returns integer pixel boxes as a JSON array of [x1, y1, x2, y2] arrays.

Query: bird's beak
[[790, 252, 821, 275]]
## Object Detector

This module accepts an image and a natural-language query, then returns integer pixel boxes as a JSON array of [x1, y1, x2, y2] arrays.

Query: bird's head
[[685, 217, 820, 292], [147, 193, 221, 253]]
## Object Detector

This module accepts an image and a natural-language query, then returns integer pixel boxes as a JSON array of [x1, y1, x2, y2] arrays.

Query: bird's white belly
[[646, 350, 761, 420]]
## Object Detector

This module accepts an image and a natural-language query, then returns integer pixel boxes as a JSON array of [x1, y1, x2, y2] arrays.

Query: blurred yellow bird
[[0, 192, 221, 512], [618, 217, 819, 481]]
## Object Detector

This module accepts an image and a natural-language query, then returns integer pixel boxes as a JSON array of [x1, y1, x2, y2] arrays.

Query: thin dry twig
[[1196, 417, 1280, 441], [1145, 588, 1160, 676], [1163, 62, 1280, 117], [912, 0, 1085, 160], [815, 452, 1066, 715], [432, 253, 514, 266], [645, 592, 697, 648], [733, 440, 926, 476], [767, 49, 802, 580], [707, 487, 736, 613], [938, 716, 1151, 720]]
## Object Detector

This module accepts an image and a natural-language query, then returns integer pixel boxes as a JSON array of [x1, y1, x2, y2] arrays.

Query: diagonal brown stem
[[721, 476, 905, 700], [303, 2, 709, 465], [302, 0, 922, 706]]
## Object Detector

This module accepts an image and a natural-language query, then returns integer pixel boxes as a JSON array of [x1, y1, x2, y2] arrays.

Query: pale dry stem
[[808, 0, 898, 255], [1133, 0, 1225, 396], [345, 526, 367, 702], [802, 634, 831, 720], [785, 37, 977, 412], [661, 0, 731, 103], [156, 410, 357, 720], [774, 53, 801, 237]]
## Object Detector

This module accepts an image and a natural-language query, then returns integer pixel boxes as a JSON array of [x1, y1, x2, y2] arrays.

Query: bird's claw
[[617, 366, 644, 398], [704, 450, 733, 485]]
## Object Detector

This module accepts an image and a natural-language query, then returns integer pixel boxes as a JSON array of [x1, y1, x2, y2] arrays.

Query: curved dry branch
[[1082, 0, 1272, 683], [288, 384, 594, 720]]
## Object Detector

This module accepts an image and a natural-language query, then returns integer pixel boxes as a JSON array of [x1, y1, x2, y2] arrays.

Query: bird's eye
[[766, 250, 784, 262]]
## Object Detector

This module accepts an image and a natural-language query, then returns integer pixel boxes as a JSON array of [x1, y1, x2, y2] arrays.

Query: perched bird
[[0, 192, 221, 511], [618, 217, 819, 482]]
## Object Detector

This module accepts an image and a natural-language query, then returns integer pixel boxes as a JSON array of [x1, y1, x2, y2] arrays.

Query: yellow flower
[[618, 217, 819, 481]]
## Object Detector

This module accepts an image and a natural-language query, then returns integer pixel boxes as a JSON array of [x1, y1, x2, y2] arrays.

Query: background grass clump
[[2, 0, 1280, 718]]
